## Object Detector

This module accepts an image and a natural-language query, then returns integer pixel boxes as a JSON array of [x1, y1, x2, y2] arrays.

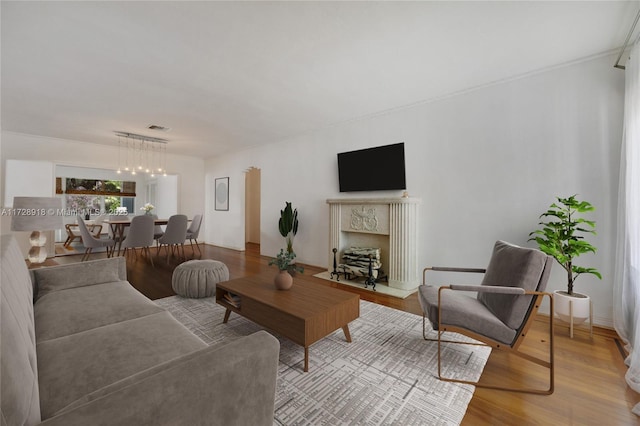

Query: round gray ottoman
[[172, 260, 229, 298]]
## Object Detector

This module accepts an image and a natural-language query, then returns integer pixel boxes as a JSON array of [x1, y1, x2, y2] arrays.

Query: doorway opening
[[245, 167, 261, 252]]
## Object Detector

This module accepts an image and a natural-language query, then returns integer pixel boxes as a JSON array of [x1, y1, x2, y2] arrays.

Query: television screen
[[337, 143, 406, 192]]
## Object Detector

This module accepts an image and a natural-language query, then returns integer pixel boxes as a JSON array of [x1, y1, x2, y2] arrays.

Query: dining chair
[[93, 213, 106, 236], [156, 214, 188, 261], [119, 215, 155, 267], [63, 223, 81, 247], [76, 215, 116, 261], [185, 214, 202, 255], [418, 240, 554, 394], [151, 214, 165, 246], [63, 219, 102, 247], [107, 214, 129, 243]]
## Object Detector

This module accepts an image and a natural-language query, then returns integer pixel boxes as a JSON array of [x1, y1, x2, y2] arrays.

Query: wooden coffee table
[[216, 273, 360, 372]]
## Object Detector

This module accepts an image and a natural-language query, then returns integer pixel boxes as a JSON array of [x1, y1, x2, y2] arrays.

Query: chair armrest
[[422, 266, 486, 285], [40, 331, 280, 426], [64, 224, 76, 236], [448, 284, 526, 294], [442, 284, 552, 297], [32, 257, 127, 301]]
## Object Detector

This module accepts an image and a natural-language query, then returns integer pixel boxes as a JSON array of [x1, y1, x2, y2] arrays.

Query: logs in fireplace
[[330, 247, 387, 291]]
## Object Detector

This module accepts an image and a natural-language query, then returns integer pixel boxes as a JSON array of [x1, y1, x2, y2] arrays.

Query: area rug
[[155, 296, 491, 425]]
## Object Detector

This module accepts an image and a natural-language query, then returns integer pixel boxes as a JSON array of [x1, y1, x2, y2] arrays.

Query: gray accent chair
[[1, 234, 280, 425], [157, 214, 188, 261], [418, 240, 554, 394], [76, 215, 116, 261], [186, 214, 203, 255], [120, 215, 155, 267]]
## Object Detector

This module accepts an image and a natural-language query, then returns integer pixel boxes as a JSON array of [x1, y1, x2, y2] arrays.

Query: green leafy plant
[[269, 249, 304, 274], [529, 195, 602, 295], [278, 202, 299, 254]]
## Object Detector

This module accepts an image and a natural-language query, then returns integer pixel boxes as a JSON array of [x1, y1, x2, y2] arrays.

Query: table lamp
[[11, 196, 63, 263]]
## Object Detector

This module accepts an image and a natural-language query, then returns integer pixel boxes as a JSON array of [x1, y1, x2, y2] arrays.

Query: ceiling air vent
[[147, 124, 171, 132]]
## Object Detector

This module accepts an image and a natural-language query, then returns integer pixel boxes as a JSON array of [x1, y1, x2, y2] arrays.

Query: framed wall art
[[215, 177, 229, 211]]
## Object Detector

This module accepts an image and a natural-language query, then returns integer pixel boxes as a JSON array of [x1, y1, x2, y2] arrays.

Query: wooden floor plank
[[54, 242, 639, 424]]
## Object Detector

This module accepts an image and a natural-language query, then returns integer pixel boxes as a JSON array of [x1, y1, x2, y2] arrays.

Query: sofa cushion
[[418, 284, 516, 345], [1, 235, 41, 425], [37, 311, 207, 419], [477, 240, 547, 329], [32, 256, 126, 300], [35, 281, 166, 342]]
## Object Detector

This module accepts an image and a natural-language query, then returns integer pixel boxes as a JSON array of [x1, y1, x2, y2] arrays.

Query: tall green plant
[[529, 195, 602, 295], [278, 202, 298, 254]]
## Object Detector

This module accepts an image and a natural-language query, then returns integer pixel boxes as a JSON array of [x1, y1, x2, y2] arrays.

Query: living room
[[2, 1, 640, 425]]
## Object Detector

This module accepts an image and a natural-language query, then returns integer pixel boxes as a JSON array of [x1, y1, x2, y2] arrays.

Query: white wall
[[205, 164, 247, 250], [146, 174, 179, 219], [205, 54, 624, 327], [4, 160, 55, 206], [1, 131, 206, 237]]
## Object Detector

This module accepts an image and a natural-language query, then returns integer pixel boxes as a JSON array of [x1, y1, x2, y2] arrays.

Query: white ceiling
[[1, 1, 638, 158]]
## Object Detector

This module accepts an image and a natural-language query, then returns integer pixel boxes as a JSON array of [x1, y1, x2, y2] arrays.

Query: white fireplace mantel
[[326, 197, 421, 291]]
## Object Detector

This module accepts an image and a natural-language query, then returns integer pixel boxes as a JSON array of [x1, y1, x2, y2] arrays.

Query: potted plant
[[529, 195, 602, 325], [269, 249, 304, 290], [278, 202, 298, 255]]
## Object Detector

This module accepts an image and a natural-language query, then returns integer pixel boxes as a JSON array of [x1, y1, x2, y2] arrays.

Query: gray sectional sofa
[[1, 235, 279, 426]]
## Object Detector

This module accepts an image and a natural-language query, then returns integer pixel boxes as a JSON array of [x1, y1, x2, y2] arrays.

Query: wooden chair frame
[[64, 223, 102, 247], [81, 243, 114, 262], [422, 267, 555, 395]]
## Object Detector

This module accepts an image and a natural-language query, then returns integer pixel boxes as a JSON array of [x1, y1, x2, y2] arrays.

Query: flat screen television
[[337, 142, 406, 192]]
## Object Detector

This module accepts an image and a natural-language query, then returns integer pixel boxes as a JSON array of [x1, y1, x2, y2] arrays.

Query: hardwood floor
[[54, 243, 639, 424]]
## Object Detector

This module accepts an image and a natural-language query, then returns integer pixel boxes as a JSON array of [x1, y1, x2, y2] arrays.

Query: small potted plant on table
[[269, 249, 304, 290], [529, 195, 602, 334]]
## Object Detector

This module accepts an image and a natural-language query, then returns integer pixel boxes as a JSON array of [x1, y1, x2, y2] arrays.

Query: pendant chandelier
[[115, 131, 168, 177]]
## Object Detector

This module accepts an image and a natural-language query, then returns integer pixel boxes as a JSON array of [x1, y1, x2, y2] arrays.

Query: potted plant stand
[[553, 290, 593, 338]]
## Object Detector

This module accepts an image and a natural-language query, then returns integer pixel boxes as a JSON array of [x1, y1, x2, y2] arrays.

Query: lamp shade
[[10, 197, 63, 232]]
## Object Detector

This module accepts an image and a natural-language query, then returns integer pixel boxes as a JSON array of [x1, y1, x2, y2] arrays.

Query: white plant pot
[[553, 290, 591, 325]]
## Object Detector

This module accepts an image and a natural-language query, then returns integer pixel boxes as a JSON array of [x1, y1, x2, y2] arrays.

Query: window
[[58, 177, 137, 215], [65, 194, 101, 214]]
